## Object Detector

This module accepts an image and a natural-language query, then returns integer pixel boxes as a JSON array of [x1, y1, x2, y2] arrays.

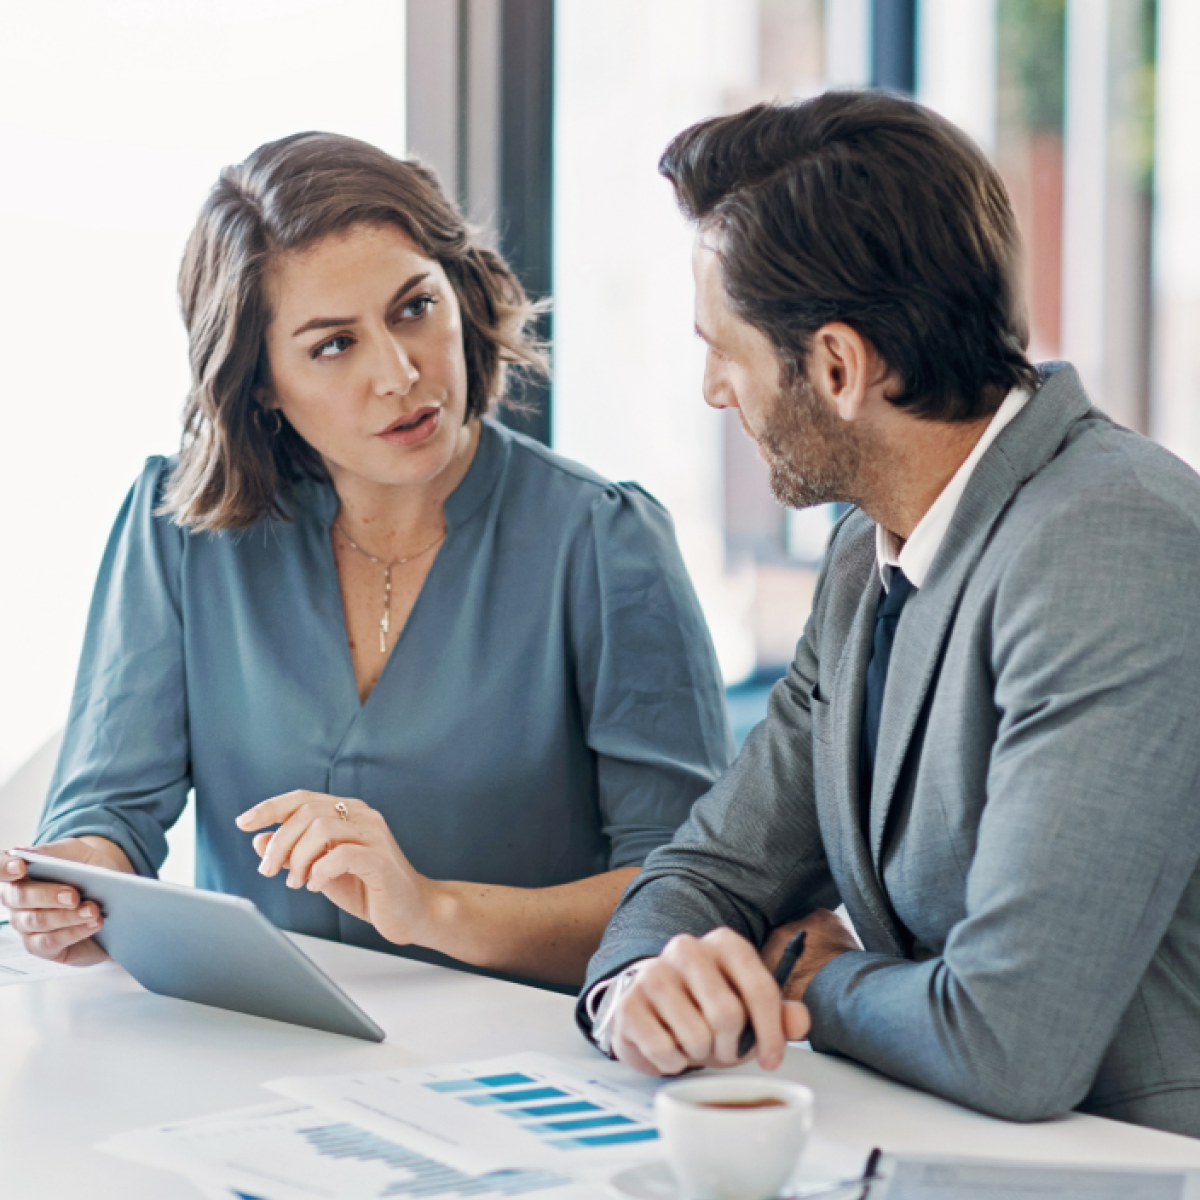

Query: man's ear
[[808, 323, 879, 422]]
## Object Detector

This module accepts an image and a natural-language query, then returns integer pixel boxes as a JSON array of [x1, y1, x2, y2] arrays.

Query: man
[[578, 91, 1200, 1139]]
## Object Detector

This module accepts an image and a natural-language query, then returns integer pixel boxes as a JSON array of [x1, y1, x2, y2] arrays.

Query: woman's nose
[[374, 337, 419, 396]]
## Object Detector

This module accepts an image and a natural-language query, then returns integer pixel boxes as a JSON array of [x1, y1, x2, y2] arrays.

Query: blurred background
[[1, 0, 1197, 793]]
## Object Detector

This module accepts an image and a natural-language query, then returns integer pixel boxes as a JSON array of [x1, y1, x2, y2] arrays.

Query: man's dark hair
[[660, 91, 1040, 422]]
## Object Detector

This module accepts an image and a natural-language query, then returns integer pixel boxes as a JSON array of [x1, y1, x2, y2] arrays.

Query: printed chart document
[[876, 1155, 1200, 1200], [0, 925, 96, 986], [268, 1054, 663, 1177], [99, 1099, 593, 1200]]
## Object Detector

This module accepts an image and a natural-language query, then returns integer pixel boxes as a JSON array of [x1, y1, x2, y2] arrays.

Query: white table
[[3, 934, 1199, 1196]]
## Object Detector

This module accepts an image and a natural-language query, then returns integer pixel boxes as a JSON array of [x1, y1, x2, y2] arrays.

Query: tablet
[[15, 850, 385, 1042]]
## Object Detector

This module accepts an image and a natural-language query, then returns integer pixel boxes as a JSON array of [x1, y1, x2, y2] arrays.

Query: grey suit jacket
[[583, 364, 1200, 1138]]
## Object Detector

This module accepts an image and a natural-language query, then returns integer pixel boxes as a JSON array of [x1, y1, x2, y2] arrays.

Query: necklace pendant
[[380, 611, 390, 654]]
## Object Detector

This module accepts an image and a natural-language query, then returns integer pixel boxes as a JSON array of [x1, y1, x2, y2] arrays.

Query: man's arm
[[579, 588, 842, 1042], [802, 486, 1200, 1120]]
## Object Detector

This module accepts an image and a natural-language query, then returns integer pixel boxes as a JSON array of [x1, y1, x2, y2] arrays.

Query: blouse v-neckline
[[301, 419, 509, 715]]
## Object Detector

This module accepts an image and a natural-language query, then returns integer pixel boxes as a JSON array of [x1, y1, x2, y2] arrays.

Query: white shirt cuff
[[588, 960, 651, 1055]]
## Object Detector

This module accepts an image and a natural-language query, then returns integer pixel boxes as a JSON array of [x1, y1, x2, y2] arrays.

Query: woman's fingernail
[[6, 860, 22, 875], [58, 891, 73, 905], [236, 812, 253, 827], [258, 860, 271, 876]]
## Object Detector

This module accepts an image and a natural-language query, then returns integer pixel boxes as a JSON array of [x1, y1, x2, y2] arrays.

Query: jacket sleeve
[[573, 483, 734, 871], [36, 457, 190, 876], [577, 540, 842, 1034], [804, 483, 1200, 1121]]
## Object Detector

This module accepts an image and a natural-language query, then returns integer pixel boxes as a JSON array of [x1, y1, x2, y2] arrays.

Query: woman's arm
[[417, 866, 641, 985], [238, 791, 636, 986]]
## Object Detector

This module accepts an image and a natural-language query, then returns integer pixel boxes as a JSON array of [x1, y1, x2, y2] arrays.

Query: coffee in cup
[[655, 1077, 814, 1200]]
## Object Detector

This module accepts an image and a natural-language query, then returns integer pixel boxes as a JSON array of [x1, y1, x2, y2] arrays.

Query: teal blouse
[[37, 419, 733, 968]]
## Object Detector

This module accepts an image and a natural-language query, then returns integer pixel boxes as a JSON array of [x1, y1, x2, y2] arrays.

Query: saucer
[[607, 1161, 866, 1200], [608, 1161, 681, 1200]]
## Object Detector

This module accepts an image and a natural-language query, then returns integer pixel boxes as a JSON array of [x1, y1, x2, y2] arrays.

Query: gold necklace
[[334, 520, 447, 653]]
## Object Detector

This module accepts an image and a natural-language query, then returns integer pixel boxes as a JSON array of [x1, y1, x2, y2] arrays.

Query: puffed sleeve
[[36, 457, 190, 876], [573, 483, 734, 869]]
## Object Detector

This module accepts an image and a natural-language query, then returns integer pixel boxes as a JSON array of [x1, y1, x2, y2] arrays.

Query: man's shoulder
[[1004, 413, 1200, 548]]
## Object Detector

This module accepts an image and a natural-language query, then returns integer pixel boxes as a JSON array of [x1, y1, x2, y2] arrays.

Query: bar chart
[[424, 1071, 659, 1150]]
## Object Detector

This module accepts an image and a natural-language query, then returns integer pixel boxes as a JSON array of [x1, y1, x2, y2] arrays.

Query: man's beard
[[752, 374, 862, 510]]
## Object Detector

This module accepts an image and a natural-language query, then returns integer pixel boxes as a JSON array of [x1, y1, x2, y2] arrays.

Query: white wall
[[0, 0, 407, 784], [553, 0, 764, 682], [1152, 0, 1200, 467]]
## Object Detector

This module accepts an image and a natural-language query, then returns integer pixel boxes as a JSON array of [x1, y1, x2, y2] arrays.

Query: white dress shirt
[[875, 387, 1029, 590], [588, 386, 1032, 1051]]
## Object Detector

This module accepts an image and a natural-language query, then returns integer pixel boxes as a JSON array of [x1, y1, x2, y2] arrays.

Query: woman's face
[[261, 222, 473, 494]]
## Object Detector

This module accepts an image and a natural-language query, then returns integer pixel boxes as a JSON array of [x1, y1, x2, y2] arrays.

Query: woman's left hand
[[236, 791, 438, 946]]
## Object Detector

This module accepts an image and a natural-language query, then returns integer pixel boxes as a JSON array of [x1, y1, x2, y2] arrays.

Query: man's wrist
[[589, 960, 651, 1056]]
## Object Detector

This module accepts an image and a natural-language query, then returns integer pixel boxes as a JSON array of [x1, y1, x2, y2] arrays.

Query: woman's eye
[[313, 335, 354, 359], [398, 295, 438, 321]]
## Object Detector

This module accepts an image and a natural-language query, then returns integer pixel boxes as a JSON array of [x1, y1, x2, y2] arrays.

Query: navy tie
[[861, 568, 915, 815]]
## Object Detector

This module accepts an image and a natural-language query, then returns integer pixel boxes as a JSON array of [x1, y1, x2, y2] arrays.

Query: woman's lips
[[379, 407, 441, 448]]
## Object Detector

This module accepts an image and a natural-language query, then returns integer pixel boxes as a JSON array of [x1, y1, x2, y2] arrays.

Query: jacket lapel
[[822, 554, 906, 949], [868, 365, 1097, 869]]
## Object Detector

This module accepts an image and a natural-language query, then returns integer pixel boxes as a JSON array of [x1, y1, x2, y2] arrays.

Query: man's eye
[[313, 335, 354, 359]]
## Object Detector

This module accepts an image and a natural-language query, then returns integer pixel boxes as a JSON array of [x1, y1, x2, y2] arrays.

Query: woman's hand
[[0, 837, 133, 965], [236, 791, 440, 947]]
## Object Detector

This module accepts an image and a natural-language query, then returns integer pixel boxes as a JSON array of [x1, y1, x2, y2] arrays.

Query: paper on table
[[99, 1099, 591, 1200], [874, 1155, 1200, 1200], [267, 1053, 664, 1177], [0, 925, 99, 986]]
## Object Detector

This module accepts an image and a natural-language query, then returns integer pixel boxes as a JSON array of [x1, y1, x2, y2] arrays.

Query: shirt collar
[[875, 387, 1030, 591]]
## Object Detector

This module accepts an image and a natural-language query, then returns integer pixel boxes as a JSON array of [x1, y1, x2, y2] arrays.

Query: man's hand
[[762, 908, 861, 1001], [608, 927, 812, 1077]]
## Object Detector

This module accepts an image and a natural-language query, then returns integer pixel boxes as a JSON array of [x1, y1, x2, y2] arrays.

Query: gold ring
[[334, 801, 350, 822]]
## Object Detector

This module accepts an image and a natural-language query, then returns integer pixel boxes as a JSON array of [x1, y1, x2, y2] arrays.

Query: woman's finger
[[11, 902, 101, 936], [255, 800, 334, 877], [283, 818, 366, 888], [235, 789, 323, 833], [1, 880, 85, 912], [306, 842, 375, 892], [26, 925, 104, 963]]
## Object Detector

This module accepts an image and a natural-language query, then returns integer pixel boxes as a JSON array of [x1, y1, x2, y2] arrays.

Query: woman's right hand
[[1, 837, 133, 966]]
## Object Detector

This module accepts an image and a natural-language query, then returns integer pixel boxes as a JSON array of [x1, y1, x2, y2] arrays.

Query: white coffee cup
[[655, 1076, 814, 1200]]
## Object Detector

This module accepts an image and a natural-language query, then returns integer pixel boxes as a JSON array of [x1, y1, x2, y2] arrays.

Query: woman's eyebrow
[[291, 272, 432, 337]]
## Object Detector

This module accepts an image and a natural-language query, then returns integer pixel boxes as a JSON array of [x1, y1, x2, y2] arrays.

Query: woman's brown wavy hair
[[163, 131, 548, 531]]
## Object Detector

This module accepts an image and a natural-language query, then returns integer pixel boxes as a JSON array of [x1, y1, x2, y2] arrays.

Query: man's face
[[692, 233, 861, 509]]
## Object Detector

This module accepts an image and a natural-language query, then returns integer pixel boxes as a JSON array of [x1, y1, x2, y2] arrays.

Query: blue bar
[[533, 1115, 635, 1133], [548, 1128, 660, 1148], [425, 1073, 537, 1093], [463, 1087, 567, 1106], [508, 1101, 600, 1118]]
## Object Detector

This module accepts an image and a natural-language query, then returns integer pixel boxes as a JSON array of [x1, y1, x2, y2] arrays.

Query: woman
[[0, 133, 732, 988]]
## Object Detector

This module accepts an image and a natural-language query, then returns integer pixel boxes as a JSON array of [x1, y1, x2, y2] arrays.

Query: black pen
[[738, 928, 807, 1058]]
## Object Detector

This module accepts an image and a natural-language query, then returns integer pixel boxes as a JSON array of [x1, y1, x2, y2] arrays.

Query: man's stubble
[[752, 373, 865, 511]]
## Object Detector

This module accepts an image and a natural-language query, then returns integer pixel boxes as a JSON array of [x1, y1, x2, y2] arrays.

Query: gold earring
[[254, 406, 283, 436]]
